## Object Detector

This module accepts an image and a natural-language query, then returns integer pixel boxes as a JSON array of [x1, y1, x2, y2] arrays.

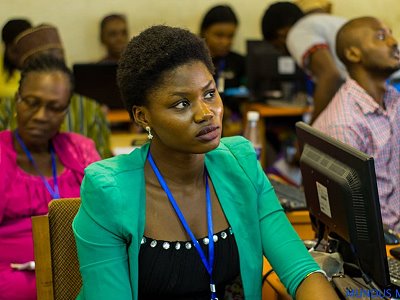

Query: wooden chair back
[[32, 198, 82, 300]]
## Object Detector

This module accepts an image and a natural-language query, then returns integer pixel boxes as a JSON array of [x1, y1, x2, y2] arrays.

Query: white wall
[[1, 0, 400, 66]]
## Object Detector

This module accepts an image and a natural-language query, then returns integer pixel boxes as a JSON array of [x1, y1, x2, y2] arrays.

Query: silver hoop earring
[[145, 126, 153, 140]]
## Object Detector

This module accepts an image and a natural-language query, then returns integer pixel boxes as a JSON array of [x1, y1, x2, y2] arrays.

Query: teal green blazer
[[73, 136, 319, 300]]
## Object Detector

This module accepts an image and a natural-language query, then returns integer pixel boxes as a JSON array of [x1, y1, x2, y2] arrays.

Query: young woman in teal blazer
[[73, 25, 339, 300]]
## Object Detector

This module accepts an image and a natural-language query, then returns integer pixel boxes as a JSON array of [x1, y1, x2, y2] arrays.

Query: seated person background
[[98, 14, 129, 63], [259, 2, 307, 183], [0, 18, 32, 98], [0, 24, 112, 158], [313, 16, 400, 232], [260, 0, 347, 121], [0, 54, 100, 300], [200, 5, 246, 135], [73, 24, 339, 300], [286, 0, 347, 121]]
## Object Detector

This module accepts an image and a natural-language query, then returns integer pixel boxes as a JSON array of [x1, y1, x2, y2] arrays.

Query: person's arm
[[73, 167, 133, 300], [259, 206, 339, 299], [296, 273, 339, 299], [256, 163, 339, 299], [308, 48, 344, 122]]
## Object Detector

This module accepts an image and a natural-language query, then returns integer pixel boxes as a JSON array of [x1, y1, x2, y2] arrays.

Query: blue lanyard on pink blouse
[[14, 130, 60, 199], [147, 152, 218, 300]]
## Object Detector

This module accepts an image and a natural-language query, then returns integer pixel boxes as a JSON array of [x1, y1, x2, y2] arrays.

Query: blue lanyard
[[218, 59, 226, 73], [217, 59, 226, 78], [148, 152, 217, 300], [14, 130, 60, 199]]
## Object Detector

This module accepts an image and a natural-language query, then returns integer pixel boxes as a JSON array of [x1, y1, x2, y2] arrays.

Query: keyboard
[[388, 257, 400, 286], [269, 178, 307, 211]]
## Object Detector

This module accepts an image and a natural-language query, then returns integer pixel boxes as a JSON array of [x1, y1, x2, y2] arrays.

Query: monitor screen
[[73, 63, 125, 110], [296, 121, 392, 289], [246, 40, 308, 103]]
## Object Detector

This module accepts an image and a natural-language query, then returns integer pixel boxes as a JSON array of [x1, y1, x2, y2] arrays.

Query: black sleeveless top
[[138, 228, 243, 299]]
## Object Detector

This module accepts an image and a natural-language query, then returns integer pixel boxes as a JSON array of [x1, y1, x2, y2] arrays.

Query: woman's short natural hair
[[117, 25, 214, 120]]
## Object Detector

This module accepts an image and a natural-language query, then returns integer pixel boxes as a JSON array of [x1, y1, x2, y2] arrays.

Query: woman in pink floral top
[[0, 54, 100, 299]]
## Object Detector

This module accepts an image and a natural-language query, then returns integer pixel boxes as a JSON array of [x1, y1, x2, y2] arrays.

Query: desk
[[243, 102, 313, 169], [107, 109, 130, 124], [263, 247, 398, 300], [262, 210, 398, 300], [110, 132, 147, 155], [286, 211, 315, 241], [244, 103, 313, 118]]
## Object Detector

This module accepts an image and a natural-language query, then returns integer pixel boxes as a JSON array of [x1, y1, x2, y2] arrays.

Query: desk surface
[[263, 247, 398, 300], [110, 132, 147, 155], [107, 109, 130, 123], [262, 210, 399, 300], [244, 102, 313, 118]]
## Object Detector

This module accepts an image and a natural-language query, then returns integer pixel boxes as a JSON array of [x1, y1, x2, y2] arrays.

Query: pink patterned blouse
[[0, 130, 100, 300]]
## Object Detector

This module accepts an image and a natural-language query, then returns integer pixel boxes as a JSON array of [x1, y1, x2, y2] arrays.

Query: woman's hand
[[10, 261, 35, 271]]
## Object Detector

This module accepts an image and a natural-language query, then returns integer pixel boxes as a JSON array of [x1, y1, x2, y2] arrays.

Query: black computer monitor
[[73, 63, 124, 109], [246, 40, 308, 103], [296, 121, 392, 290]]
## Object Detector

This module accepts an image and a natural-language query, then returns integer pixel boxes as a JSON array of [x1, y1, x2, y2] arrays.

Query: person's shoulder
[[225, 51, 245, 70], [208, 136, 263, 191], [323, 14, 347, 23], [302, 13, 345, 22], [70, 92, 100, 107], [227, 51, 244, 60], [287, 16, 313, 40], [0, 130, 12, 151], [213, 136, 255, 157], [58, 131, 92, 141], [0, 130, 14, 162], [291, 13, 345, 31], [313, 84, 356, 130], [53, 132, 101, 164], [340, 78, 372, 104], [0, 130, 12, 139], [55, 132, 97, 148], [219, 135, 251, 147], [85, 145, 147, 178], [317, 83, 349, 113]]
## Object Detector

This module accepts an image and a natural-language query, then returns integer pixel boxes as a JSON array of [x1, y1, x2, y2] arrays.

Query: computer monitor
[[295, 121, 392, 290], [73, 63, 125, 110], [246, 40, 308, 103]]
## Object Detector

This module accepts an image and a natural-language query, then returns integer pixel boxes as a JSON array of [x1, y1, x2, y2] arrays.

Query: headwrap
[[13, 24, 63, 66]]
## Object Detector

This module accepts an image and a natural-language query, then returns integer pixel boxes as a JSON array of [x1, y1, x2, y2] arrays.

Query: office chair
[[32, 198, 82, 300]]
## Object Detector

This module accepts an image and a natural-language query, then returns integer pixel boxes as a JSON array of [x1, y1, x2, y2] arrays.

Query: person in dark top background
[[200, 5, 246, 135], [259, 3, 308, 182], [98, 14, 129, 63]]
